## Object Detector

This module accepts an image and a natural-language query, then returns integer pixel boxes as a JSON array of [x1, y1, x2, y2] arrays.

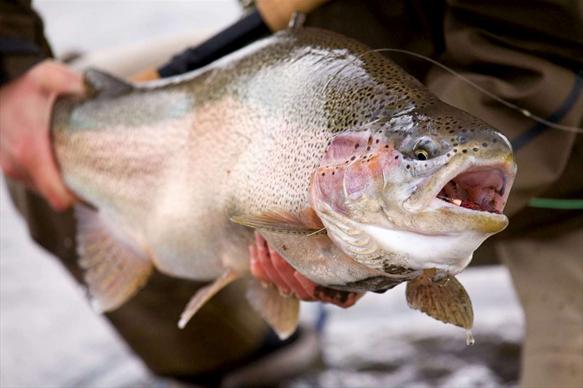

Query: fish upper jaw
[[402, 154, 516, 233]]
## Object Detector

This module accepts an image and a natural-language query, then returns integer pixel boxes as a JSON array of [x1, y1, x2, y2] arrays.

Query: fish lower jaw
[[405, 161, 516, 217], [429, 197, 509, 224], [361, 224, 486, 273], [417, 255, 473, 276]]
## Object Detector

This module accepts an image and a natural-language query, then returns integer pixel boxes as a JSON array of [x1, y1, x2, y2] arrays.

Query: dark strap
[[511, 72, 583, 151], [0, 37, 42, 55], [158, 10, 270, 78]]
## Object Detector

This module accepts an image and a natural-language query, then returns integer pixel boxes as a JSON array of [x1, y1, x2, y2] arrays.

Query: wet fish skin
[[52, 27, 516, 336]]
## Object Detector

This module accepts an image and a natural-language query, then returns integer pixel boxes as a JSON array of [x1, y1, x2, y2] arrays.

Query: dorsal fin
[[84, 68, 133, 98]]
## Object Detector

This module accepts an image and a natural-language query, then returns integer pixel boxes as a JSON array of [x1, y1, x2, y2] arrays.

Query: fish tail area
[[405, 270, 474, 332], [246, 279, 300, 340], [75, 205, 154, 312], [178, 269, 240, 329]]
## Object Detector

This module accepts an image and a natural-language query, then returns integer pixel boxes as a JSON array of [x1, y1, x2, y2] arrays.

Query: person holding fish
[[1, 0, 582, 387]]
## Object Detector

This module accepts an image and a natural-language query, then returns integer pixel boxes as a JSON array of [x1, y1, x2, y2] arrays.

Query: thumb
[[30, 60, 85, 95]]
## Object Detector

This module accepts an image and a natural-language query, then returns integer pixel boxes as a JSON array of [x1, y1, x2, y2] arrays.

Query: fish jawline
[[403, 159, 515, 217]]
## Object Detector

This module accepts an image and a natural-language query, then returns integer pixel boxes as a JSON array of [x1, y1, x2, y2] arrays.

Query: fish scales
[[51, 27, 516, 339]]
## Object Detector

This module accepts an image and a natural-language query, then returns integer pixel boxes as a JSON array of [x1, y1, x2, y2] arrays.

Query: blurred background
[[1, 1, 524, 387]]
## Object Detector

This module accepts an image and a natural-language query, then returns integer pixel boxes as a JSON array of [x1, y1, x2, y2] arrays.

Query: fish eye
[[414, 148, 430, 161], [411, 136, 438, 160]]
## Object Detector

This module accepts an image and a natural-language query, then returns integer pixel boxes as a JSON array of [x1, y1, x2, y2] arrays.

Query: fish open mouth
[[435, 167, 507, 214]]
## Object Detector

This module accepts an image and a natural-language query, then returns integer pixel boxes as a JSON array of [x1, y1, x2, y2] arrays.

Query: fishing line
[[326, 48, 583, 133]]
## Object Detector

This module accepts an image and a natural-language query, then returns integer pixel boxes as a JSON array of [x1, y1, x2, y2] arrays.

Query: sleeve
[[0, 0, 53, 86]]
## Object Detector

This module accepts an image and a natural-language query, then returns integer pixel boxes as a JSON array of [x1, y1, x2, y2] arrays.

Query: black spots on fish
[[338, 276, 403, 293], [383, 263, 415, 275], [462, 149, 468, 153], [394, 155, 399, 159], [482, 142, 488, 147], [453, 149, 458, 153], [350, 156, 356, 161], [406, 164, 411, 169], [282, 244, 287, 251], [472, 147, 479, 152]]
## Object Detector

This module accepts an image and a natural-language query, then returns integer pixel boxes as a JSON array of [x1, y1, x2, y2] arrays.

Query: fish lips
[[402, 157, 517, 234]]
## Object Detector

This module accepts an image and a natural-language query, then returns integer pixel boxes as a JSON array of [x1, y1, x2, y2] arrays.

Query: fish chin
[[315, 201, 487, 276], [361, 224, 487, 274]]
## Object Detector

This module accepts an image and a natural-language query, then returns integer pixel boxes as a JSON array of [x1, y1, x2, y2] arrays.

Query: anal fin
[[178, 269, 240, 329], [406, 271, 474, 335], [75, 206, 153, 312], [246, 279, 300, 340]]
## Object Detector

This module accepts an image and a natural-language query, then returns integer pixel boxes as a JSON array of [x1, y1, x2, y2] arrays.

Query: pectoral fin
[[246, 279, 300, 340], [230, 208, 325, 236], [406, 272, 474, 331], [178, 269, 240, 329], [75, 206, 153, 312]]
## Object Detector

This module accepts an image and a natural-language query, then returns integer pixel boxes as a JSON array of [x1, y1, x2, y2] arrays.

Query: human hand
[[0, 60, 84, 210], [249, 232, 364, 308]]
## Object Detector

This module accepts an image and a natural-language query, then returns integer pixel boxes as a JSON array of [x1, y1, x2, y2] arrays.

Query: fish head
[[310, 103, 516, 275]]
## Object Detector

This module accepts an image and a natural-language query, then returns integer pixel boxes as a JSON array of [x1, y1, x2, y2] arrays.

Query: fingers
[[313, 286, 365, 308], [29, 60, 85, 95], [250, 233, 315, 300], [253, 233, 292, 295], [0, 60, 80, 211], [248, 233, 364, 307], [269, 248, 314, 300], [31, 150, 75, 210], [249, 245, 269, 283], [0, 153, 34, 188]]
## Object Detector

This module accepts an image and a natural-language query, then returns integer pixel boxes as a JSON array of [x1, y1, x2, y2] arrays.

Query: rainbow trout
[[52, 27, 516, 341]]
